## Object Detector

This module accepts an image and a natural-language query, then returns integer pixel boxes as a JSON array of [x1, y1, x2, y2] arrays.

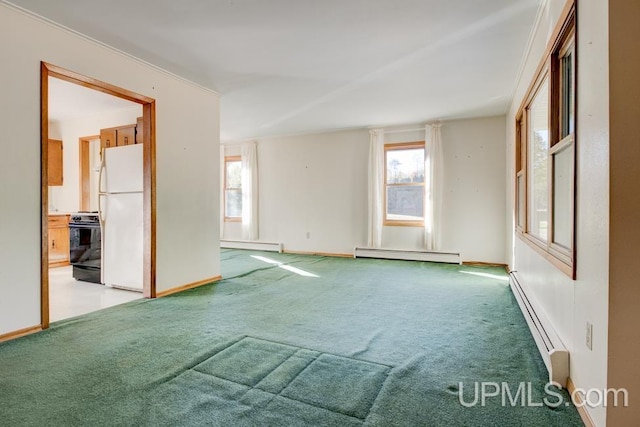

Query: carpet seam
[[251, 348, 320, 409], [361, 367, 394, 425], [183, 360, 366, 423], [247, 335, 394, 369], [148, 335, 247, 389], [271, 349, 319, 400], [253, 347, 315, 393], [193, 336, 297, 388], [185, 338, 373, 422], [266, 357, 369, 424], [219, 256, 325, 283], [275, 353, 378, 421], [268, 394, 365, 424]]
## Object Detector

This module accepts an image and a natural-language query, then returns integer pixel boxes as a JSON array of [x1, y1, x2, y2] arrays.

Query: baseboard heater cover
[[353, 247, 461, 264], [220, 240, 283, 253], [509, 272, 569, 387]]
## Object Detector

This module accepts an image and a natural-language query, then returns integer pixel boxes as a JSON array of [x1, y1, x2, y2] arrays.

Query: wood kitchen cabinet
[[48, 139, 63, 186], [116, 124, 136, 146], [48, 214, 70, 268], [100, 128, 116, 151], [100, 123, 138, 153]]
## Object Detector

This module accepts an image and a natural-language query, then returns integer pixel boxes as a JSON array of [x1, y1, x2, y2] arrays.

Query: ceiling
[[48, 77, 140, 122], [8, 0, 540, 141]]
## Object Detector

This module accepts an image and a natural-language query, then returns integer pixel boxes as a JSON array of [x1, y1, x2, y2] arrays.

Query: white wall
[[223, 116, 506, 262], [506, 1, 609, 425], [380, 118, 507, 262], [48, 105, 142, 213], [442, 117, 506, 262], [0, 4, 220, 335], [258, 129, 369, 255]]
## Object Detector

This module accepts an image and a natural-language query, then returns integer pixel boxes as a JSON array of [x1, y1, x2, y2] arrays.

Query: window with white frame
[[384, 142, 425, 226], [224, 156, 242, 221]]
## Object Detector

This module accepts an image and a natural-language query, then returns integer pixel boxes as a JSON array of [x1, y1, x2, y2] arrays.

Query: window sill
[[516, 231, 575, 279], [383, 220, 424, 228], [224, 218, 242, 223]]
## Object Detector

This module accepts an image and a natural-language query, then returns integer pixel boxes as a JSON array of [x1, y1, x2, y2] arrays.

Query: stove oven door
[[69, 222, 101, 283]]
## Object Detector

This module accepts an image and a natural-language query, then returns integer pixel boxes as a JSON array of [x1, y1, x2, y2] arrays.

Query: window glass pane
[[517, 174, 525, 228], [528, 77, 549, 242], [226, 160, 242, 189], [386, 186, 424, 220], [386, 148, 424, 184], [225, 189, 242, 218], [553, 143, 574, 249], [561, 48, 575, 138]]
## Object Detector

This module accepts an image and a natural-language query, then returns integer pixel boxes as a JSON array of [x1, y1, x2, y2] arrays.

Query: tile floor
[[49, 266, 141, 322]]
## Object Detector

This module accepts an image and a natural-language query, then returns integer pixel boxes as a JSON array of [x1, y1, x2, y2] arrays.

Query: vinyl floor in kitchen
[[48, 266, 141, 322]]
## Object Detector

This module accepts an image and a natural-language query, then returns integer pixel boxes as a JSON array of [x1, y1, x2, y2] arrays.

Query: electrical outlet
[[306, 232, 310, 239], [586, 322, 593, 350]]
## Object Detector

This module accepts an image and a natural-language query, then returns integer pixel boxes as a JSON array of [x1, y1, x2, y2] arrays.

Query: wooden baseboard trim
[[282, 250, 353, 258], [156, 275, 222, 298], [567, 377, 596, 427], [462, 261, 509, 269], [0, 325, 42, 343]]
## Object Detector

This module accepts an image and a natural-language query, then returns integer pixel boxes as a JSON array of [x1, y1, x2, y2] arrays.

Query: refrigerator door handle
[[98, 155, 107, 224], [98, 193, 106, 224], [98, 153, 106, 194]]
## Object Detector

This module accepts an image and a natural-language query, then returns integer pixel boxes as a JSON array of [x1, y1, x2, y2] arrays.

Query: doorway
[[41, 62, 156, 329], [79, 135, 100, 212]]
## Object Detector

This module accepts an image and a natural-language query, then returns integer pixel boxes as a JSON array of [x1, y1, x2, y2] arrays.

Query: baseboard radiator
[[509, 272, 569, 387], [220, 240, 283, 253], [354, 247, 461, 264]]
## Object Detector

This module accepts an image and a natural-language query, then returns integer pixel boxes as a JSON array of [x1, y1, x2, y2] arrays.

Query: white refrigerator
[[98, 143, 144, 292]]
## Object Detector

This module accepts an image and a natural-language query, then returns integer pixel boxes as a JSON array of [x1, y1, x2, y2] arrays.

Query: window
[[384, 142, 425, 226], [528, 75, 550, 242], [551, 27, 575, 254], [224, 156, 242, 221], [515, 2, 576, 278]]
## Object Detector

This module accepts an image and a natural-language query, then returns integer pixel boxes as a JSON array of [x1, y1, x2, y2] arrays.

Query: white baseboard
[[354, 247, 461, 264], [509, 271, 569, 387], [221, 240, 283, 253]]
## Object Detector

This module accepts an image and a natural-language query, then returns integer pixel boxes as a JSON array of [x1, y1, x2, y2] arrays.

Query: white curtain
[[367, 129, 384, 248], [220, 145, 225, 240], [424, 123, 443, 250], [241, 141, 259, 240]]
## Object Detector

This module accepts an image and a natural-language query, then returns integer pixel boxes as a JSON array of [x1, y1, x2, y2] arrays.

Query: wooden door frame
[[41, 62, 157, 329], [79, 135, 100, 212]]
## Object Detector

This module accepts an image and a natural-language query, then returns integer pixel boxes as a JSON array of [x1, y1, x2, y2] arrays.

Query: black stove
[[69, 212, 102, 284]]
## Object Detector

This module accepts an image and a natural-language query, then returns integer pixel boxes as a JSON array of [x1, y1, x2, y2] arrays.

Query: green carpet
[[0, 249, 583, 426]]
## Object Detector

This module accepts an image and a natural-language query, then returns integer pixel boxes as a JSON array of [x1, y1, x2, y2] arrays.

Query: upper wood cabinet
[[100, 123, 139, 153], [117, 124, 136, 146], [48, 139, 63, 186], [101, 128, 116, 150]]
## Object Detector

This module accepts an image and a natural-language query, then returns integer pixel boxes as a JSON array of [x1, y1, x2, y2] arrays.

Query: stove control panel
[[70, 213, 100, 224]]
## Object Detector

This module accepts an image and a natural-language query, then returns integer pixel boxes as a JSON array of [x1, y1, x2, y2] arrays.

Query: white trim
[[354, 247, 460, 264], [509, 0, 549, 104], [221, 240, 282, 253], [509, 271, 569, 387]]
